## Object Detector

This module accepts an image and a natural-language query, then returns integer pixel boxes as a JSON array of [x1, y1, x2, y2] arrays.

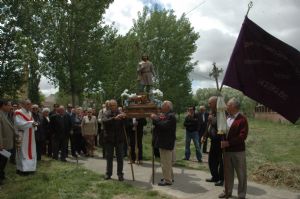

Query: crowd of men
[[0, 96, 248, 198]]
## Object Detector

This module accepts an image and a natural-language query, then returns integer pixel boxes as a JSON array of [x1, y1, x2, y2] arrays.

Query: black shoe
[[104, 175, 111, 180], [215, 180, 224, 186], [206, 178, 217, 182], [198, 159, 203, 163], [182, 158, 189, 161], [158, 181, 172, 186], [118, 176, 124, 181], [160, 178, 174, 182], [0, 180, 3, 186], [61, 159, 67, 162]]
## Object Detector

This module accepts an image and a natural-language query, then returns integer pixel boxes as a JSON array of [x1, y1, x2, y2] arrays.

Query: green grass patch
[[0, 158, 169, 199]]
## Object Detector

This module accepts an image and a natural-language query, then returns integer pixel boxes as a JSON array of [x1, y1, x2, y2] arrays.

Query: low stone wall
[[254, 112, 289, 123]]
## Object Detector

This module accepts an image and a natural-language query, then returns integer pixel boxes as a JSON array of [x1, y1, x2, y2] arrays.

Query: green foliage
[[55, 90, 72, 106], [0, 2, 24, 98], [194, 87, 256, 116], [1, 1, 45, 101], [128, 7, 200, 113], [40, 0, 114, 105]]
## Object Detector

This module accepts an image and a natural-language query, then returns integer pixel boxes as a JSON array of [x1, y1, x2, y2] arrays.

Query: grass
[[142, 117, 300, 190], [0, 158, 170, 199]]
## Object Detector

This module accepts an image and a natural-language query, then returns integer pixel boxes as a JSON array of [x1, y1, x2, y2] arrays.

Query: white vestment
[[14, 108, 36, 172]]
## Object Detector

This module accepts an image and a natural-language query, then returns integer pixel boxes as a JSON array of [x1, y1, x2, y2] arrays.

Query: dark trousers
[[105, 143, 124, 177], [129, 130, 144, 161], [0, 154, 8, 181], [209, 140, 224, 181], [36, 140, 45, 161], [46, 136, 53, 157], [53, 136, 68, 160], [202, 136, 208, 153]]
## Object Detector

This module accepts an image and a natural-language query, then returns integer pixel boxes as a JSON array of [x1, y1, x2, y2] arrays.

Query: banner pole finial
[[246, 1, 253, 17]]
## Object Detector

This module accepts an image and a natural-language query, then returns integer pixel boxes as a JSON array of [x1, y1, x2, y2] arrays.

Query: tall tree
[[1, 1, 44, 102], [0, 1, 24, 99], [129, 7, 200, 113], [40, 0, 113, 105]]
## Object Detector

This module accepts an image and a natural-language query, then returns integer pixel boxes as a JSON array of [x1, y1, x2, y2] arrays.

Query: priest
[[14, 99, 37, 175]]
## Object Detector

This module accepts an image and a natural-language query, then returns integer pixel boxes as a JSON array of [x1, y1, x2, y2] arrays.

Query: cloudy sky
[[40, 0, 300, 96]]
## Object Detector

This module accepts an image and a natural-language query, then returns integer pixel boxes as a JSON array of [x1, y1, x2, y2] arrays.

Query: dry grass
[[251, 163, 300, 190]]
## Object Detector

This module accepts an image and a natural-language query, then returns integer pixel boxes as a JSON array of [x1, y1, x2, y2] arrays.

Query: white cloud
[[39, 76, 58, 97], [103, 0, 144, 35]]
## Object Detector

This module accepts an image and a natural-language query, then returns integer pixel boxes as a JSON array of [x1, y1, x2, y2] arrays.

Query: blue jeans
[[185, 131, 202, 161]]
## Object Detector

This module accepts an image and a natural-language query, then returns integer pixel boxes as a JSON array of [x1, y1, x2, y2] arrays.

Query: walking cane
[[123, 125, 135, 181], [135, 127, 139, 165], [151, 122, 155, 184]]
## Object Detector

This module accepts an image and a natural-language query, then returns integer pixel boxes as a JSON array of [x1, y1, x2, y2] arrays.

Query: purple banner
[[222, 17, 300, 123]]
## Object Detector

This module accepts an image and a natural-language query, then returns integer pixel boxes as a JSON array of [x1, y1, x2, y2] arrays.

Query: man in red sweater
[[219, 98, 248, 199]]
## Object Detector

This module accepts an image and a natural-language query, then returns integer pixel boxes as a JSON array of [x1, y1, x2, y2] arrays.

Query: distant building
[[254, 104, 288, 123], [43, 94, 56, 109]]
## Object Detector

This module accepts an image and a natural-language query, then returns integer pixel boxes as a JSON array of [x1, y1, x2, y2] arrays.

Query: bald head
[[21, 99, 32, 111], [199, 105, 206, 113], [58, 105, 65, 115], [208, 96, 217, 111]]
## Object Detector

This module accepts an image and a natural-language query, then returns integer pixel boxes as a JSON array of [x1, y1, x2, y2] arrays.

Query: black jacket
[[153, 112, 176, 150], [40, 116, 50, 141], [184, 114, 199, 132], [198, 112, 209, 136], [49, 113, 72, 139], [32, 112, 44, 142], [102, 110, 125, 145]]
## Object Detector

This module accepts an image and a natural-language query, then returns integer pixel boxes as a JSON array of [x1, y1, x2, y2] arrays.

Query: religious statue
[[137, 54, 155, 93]]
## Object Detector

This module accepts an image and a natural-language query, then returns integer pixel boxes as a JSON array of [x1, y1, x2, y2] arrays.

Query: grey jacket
[[0, 111, 15, 150]]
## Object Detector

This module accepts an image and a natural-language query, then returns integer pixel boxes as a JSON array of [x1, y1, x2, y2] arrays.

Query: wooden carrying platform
[[124, 103, 159, 118]]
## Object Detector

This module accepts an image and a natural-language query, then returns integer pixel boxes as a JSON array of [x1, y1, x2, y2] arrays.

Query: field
[[142, 117, 300, 190], [0, 118, 299, 199]]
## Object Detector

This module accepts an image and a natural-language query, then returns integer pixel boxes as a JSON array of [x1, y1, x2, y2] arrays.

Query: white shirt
[[227, 112, 240, 128]]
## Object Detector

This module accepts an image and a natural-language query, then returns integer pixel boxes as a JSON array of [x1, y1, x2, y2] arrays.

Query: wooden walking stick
[[123, 125, 135, 181], [150, 122, 155, 184], [135, 126, 139, 165]]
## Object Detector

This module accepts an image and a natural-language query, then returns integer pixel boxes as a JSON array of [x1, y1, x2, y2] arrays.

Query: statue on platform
[[137, 54, 155, 93]]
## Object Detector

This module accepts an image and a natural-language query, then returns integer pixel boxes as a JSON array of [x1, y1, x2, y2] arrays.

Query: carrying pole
[[123, 125, 135, 181]]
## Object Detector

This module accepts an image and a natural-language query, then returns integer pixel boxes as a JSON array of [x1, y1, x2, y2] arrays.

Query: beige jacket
[[81, 116, 98, 136], [0, 111, 15, 149]]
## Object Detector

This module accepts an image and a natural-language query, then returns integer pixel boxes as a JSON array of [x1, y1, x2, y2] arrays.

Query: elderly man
[[50, 106, 72, 162], [102, 100, 126, 181], [32, 104, 44, 161], [40, 108, 51, 157], [151, 100, 176, 186], [14, 99, 37, 175], [218, 98, 248, 199], [0, 99, 14, 184], [202, 96, 224, 186]]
